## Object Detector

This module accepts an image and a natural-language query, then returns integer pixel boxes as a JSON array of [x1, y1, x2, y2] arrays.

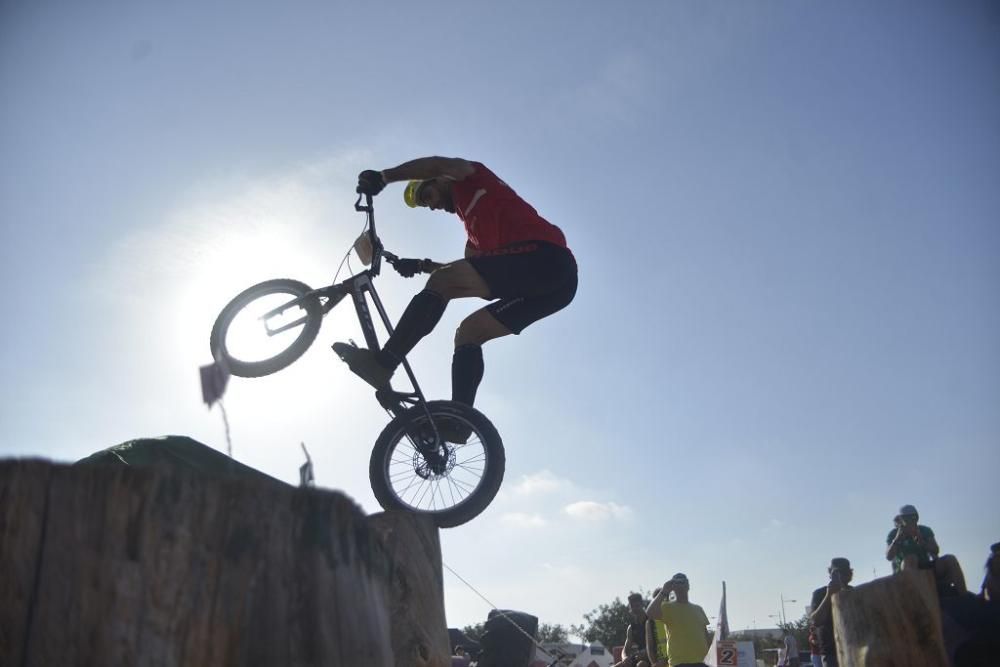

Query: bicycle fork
[[344, 272, 447, 451]]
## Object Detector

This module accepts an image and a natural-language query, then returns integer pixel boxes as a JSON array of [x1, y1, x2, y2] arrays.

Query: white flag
[[704, 581, 730, 667]]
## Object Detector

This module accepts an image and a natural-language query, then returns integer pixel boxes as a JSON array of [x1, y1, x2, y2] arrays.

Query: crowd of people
[[804, 504, 998, 667], [611, 504, 997, 667], [451, 503, 995, 667], [615, 573, 712, 667]]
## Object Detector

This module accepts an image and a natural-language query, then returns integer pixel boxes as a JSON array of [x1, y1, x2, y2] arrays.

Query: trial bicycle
[[209, 193, 505, 527]]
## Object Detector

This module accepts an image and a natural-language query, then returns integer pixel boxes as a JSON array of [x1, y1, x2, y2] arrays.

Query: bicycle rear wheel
[[210, 278, 322, 378], [370, 400, 505, 528]]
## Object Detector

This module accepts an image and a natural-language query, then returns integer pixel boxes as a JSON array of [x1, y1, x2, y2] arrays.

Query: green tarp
[[75, 435, 285, 486]]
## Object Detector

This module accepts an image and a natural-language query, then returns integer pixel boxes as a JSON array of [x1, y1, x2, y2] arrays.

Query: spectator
[[614, 593, 651, 667], [807, 624, 822, 667], [809, 557, 853, 667], [886, 504, 967, 595], [645, 574, 711, 667], [781, 630, 800, 667], [451, 644, 470, 666], [980, 542, 1000, 603], [641, 588, 670, 667]]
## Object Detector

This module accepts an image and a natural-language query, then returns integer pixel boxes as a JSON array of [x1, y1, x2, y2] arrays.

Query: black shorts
[[467, 241, 578, 334]]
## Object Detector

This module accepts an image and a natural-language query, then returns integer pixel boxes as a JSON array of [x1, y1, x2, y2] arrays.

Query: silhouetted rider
[[339, 157, 577, 441]]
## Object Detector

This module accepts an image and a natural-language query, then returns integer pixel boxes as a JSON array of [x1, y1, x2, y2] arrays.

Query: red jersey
[[450, 163, 567, 253]]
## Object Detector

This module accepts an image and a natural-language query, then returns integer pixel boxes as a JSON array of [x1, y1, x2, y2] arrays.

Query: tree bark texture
[[0, 459, 418, 667], [832, 569, 948, 667], [370, 511, 451, 667]]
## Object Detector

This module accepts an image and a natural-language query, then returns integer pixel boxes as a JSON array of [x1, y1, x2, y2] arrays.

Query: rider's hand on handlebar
[[357, 170, 386, 196], [393, 258, 433, 278]]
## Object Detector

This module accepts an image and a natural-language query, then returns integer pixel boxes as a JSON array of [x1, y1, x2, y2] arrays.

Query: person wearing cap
[[613, 593, 651, 667], [645, 574, 711, 667], [344, 158, 577, 440], [809, 557, 853, 667], [886, 504, 967, 595]]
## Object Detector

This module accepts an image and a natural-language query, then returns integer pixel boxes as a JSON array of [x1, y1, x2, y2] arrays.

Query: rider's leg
[[336, 261, 491, 389], [452, 309, 512, 406], [379, 261, 491, 370], [448, 244, 579, 403]]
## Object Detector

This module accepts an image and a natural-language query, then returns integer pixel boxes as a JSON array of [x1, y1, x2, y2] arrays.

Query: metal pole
[[780, 593, 797, 626]]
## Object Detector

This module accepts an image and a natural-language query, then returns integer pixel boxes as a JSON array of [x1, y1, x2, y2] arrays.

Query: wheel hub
[[412, 442, 456, 479]]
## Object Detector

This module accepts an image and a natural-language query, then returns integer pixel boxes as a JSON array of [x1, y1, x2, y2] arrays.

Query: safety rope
[[442, 560, 565, 663]]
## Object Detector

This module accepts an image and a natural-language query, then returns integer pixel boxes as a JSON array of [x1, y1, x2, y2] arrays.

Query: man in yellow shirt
[[645, 573, 711, 667]]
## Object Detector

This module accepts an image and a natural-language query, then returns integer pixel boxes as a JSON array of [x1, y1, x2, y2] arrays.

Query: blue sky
[[2, 1, 998, 636]]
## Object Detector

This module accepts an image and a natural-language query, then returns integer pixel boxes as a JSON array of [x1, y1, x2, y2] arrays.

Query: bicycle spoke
[[380, 411, 497, 517], [414, 477, 434, 509]]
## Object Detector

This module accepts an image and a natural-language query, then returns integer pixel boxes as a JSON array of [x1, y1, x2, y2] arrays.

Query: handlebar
[[354, 192, 385, 276], [353, 193, 435, 277]]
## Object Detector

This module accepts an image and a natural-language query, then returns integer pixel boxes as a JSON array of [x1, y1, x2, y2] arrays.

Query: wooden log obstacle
[[832, 569, 949, 667], [0, 458, 451, 667]]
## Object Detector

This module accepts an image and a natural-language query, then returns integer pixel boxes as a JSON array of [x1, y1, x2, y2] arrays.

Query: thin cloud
[[564, 500, 632, 521], [511, 470, 572, 496], [500, 512, 548, 528]]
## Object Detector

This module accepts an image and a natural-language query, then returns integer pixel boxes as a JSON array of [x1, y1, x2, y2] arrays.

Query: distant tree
[[569, 590, 652, 649], [462, 622, 485, 643], [463, 620, 569, 645], [537, 623, 570, 643], [778, 612, 811, 655]]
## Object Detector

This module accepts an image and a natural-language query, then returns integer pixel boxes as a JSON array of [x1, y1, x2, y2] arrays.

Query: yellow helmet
[[403, 179, 429, 208]]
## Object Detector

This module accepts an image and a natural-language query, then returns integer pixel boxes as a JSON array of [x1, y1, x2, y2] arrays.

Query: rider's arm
[[381, 157, 476, 183]]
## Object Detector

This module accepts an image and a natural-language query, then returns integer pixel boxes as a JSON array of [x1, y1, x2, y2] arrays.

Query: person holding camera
[[645, 574, 711, 667], [886, 504, 967, 595], [809, 558, 853, 667]]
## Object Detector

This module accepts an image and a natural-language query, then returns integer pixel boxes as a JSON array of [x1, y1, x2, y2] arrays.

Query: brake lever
[[354, 192, 372, 212]]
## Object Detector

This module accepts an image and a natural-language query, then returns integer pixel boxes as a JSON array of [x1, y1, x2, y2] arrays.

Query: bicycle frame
[[261, 193, 431, 422]]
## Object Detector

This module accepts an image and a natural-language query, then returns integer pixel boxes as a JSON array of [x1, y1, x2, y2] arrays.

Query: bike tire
[[209, 278, 323, 378], [370, 400, 505, 528]]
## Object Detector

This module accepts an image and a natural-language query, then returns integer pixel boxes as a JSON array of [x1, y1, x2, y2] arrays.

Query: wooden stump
[[832, 569, 949, 667], [0, 459, 401, 666], [370, 512, 451, 667]]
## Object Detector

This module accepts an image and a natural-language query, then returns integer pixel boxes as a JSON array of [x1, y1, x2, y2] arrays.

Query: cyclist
[[339, 156, 577, 440]]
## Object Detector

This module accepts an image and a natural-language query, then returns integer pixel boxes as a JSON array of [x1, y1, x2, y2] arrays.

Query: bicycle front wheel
[[209, 278, 322, 378], [370, 400, 505, 528]]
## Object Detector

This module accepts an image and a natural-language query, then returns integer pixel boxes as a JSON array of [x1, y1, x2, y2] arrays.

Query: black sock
[[452, 343, 484, 406], [380, 289, 446, 370]]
